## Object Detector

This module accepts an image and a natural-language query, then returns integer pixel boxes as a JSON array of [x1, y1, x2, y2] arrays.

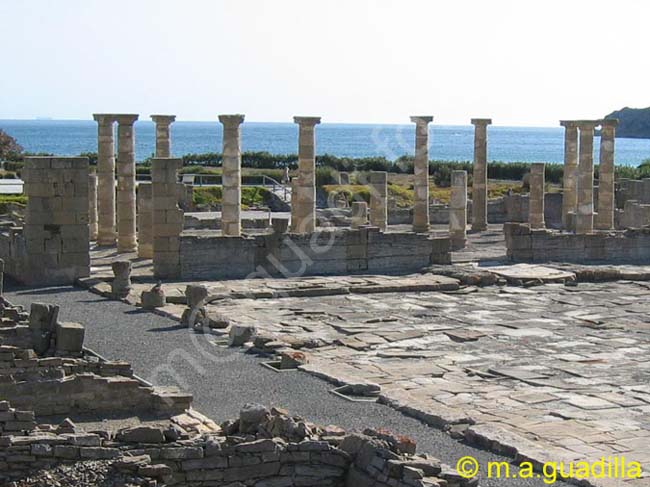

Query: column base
[[470, 223, 487, 233], [412, 224, 430, 233]]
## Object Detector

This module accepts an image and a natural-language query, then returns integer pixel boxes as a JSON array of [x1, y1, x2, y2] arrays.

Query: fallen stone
[[228, 325, 256, 346]]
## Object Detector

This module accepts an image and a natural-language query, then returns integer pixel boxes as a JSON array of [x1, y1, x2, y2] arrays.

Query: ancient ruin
[[3, 110, 650, 487]]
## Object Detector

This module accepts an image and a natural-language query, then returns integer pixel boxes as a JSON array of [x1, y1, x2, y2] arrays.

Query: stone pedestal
[[410, 116, 433, 233], [111, 260, 132, 298], [576, 121, 599, 235], [290, 117, 321, 233], [369, 171, 388, 231], [529, 163, 545, 229], [595, 119, 618, 230], [150, 115, 176, 158], [152, 158, 184, 279], [115, 114, 139, 253], [137, 183, 153, 258], [88, 173, 98, 241], [219, 114, 245, 236], [93, 114, 117, 246], [351, 201, 368, 229], [560, 121, 579, 229], [471, 118, 492, 232], [449, 170, 467, 250]]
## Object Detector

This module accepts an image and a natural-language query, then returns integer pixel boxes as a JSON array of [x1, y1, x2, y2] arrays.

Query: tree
[[0, 129, 23, 160]]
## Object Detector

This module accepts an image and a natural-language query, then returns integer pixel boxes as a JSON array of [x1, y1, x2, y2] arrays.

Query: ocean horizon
[[2, 119, 650, 166]]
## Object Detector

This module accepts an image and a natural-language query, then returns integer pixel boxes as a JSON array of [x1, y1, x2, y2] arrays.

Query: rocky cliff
[[604, 107, 650, 138]]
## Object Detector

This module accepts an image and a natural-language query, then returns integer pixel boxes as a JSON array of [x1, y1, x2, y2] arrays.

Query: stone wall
[[0, 157, 91, 285], [616, 178, 650, 208], [179, 228, 450, 280], [505, 222, 650, 263], [0, 404, 475, 487], [0, 300, 190, 418]]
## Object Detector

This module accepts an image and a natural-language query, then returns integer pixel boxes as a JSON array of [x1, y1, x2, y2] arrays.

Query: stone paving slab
[[181, 281, 650, 484]]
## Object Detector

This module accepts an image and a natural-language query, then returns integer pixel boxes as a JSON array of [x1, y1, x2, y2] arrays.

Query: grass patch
[[192, 186, 271, 209]]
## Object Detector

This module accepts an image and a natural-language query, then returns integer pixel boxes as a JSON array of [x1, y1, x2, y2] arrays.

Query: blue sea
[[1, 119, 650, 166]]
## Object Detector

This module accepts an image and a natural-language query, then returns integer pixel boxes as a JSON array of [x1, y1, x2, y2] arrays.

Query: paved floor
[[6, 282, 571, 487], [193, 281, 650, 477]]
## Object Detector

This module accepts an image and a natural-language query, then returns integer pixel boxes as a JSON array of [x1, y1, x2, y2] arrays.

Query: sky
[[1, 0, 648, 126]]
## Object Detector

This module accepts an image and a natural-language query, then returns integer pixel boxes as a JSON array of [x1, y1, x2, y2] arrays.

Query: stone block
[[55, 322, 85, 353]]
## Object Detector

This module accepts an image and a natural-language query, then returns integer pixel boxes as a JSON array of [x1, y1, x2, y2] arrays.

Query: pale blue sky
[[1, 0, 648, 125]]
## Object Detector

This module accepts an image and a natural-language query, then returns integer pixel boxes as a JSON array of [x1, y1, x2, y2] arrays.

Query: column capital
[[559, 120, 578, 128], [410, 115, 434, 125], [293, 116, 321, 126], [114, 114, 139, 125], [93, 113, 117, 124], [151, 114, 176, 124], [600, 118, 619, 128], [219, 114, 245, 126], [471, 118, 492, 126]]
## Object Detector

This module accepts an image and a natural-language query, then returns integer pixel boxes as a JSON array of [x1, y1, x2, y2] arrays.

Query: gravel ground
[[6, 282, 573, 487]]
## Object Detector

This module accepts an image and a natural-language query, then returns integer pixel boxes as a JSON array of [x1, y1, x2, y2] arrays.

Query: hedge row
[[4, 151, 650, 186]]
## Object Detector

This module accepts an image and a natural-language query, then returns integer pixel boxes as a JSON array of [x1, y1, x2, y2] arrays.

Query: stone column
[[471, 118, 492, 232], [369, 171, 388, 231], [560, 121, 579, 229], [219, 114, 245, 236], [595, 119, 618, 230], [88, 173, 98, 241], [351, 201, 368, 229], [115, 114, 139, 253], [93, 114, 117, 246], [152, 158, 184, 279], [410, 116, 433, 233], [151, 115, 176, 158], [575, 120, 599, 235], [449, 170, 467, 250], [529, 163, 545, 229], [291, 116, 321, 233], [137, 183, 153, 258]]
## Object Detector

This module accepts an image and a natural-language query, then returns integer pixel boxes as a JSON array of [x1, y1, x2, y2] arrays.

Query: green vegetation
[[192, 186, 271, 209], [0, 194, 27, 214]]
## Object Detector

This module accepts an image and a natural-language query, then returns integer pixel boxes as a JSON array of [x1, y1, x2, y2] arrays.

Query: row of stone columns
[[560, 119, 618, 234], [93, 114, 176, 254]]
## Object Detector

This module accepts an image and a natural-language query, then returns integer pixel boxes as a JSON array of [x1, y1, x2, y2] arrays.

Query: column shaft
[[151, 115, 176, 158], [93, 114, 116, 245], [471, 118, 492, 232], [529, 163, 545, 229], [88, 173, 98, 241], [449, 170, 467, 250], [369, 171, 388, 231], [560, 121, 579, 229], [576, 121, 598, 234], [219, 115, 245, 236], [115, 115, 139, 252], [595, 119, 618, 230], [410, 116, 433, 233], [291, 117, 321, 233]]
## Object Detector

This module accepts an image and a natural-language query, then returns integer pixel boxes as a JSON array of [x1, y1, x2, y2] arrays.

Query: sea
[[1, 119, 650, 166]]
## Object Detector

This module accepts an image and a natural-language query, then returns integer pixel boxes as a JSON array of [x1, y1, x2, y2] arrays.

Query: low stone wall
[[505, 222, 650, 263], [0, 300, 191, 418], [617, 200, 650, 229], [178, 227, 450, 280], [0, 404, 475, 487]]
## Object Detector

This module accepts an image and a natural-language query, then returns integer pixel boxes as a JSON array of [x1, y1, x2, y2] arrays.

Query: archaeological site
[[0, 109, 648, 487]]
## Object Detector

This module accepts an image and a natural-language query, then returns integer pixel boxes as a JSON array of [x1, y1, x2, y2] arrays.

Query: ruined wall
[[616, 178, 650, 208], [0, 404, 474, 487], [0, 157, 90, 285], [505, 222, 650, 263], [179, 227, 450, 280]]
